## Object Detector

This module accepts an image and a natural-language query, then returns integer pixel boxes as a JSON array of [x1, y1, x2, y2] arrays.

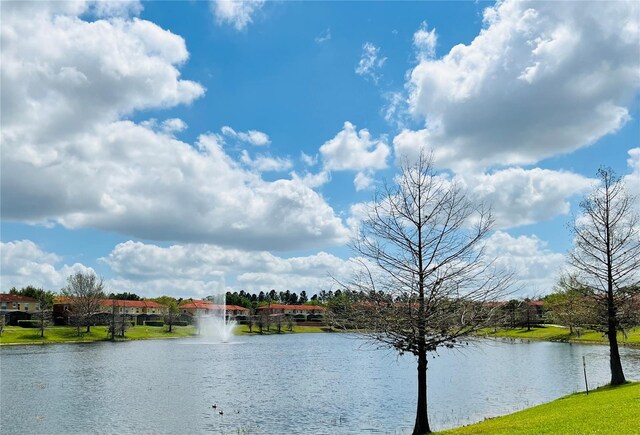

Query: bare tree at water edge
[[333, 152, 513, 434], [568, 167, 640, 386], [62, 272, 106, 334]]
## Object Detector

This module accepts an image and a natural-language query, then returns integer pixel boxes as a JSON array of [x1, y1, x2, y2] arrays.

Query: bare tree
[[274, 313, 285, 333], [568, 167, 640, 385], [334, 153, 512, 434], [62, 272, 106, 334], [34, 296, 53, 338], [165, 302, 179, 333], [110, 300, 118, 340], [545, 274, 597, 336]]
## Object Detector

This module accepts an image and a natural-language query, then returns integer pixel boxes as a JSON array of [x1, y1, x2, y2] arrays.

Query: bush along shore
[[437, 382, 640, 434], [479, 325, 640, 347]]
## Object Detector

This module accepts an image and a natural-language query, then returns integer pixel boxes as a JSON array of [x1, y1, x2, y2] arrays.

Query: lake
[[1, 333, 639, 434]]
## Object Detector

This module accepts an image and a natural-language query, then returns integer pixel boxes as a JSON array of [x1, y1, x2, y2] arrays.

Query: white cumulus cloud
[[0, 3, 349, 252], [320, 122, 390, 172], [483, 231, 566, 297], [397, 0, 640, 171], [221, 126, 271, 146], [459, 168, 596, 229], [1, 240, 95, 291], [211, 0, 265, 31]]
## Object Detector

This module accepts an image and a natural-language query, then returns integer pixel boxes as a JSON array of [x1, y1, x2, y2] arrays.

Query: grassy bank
[[0, 323, 334, 344], [479, 325, 640, 347], [0, 325, 197, 344], [438, 382, 640, 434]]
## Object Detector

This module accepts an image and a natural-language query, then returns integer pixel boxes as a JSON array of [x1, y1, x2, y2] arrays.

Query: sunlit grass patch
[[480, 326, 640, 346], [438, 382, 640, 434]]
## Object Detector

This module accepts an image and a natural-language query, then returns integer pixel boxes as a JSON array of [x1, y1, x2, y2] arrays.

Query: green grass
[[480, 326, 640, 346], [0, 323, 333, 344], [437, 382, 640, 434], [0, 325, 197, 344]]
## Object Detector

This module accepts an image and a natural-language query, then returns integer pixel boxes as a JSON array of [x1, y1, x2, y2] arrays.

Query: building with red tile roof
[[179, 300, 249, 318]]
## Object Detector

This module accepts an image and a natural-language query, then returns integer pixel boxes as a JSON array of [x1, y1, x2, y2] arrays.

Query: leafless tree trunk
[[568, 167, 640, 385], [35, 303, 52, 338], [164, 302, 179, 333], [62, 272, 106, 334], [110, 300, 118, 340], [275, 314, 284, 333], [247, 314, 255, 333], [333, 152, 512, 434]]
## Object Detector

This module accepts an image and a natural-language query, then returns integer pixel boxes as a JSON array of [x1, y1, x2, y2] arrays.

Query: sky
[[1, 0, 639, 300]]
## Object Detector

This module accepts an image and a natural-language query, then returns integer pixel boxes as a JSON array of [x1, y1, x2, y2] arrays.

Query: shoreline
[[0, 324, 332, 346], [479, 326, 640, 349], [437, 382, 640, 434]]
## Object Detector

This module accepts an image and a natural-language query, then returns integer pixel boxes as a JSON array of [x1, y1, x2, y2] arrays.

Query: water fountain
[[196, 294, 237, 343]]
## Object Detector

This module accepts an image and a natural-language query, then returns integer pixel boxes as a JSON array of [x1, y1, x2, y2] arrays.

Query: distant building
[[256, 304, 325, 321], [52, 297, 169, 325], [0, 293, 40, 325], [179, 300, 249, 320]]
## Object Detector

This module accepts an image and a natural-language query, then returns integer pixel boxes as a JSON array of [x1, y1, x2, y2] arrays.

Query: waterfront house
[[179, 300, 249, 320], [53, 297, 169, 325], [256, 304, 325, 321], [0, 294, 40, 325]]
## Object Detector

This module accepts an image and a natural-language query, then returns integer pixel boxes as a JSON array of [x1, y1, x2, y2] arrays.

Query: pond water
[[1, 334, 639, 434]]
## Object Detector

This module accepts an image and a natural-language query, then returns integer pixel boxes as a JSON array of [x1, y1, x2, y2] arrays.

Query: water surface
[[1, 334, 639, 434]]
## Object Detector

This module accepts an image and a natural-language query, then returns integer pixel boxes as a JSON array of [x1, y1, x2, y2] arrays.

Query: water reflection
[[1, 335, 638, 434]]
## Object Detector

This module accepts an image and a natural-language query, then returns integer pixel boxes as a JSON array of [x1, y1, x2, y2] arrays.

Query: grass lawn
[[480, 326, 640, 347], [0, 323, 334, 344], [0, 325, 197, 344], [438, 382, 640, 434]]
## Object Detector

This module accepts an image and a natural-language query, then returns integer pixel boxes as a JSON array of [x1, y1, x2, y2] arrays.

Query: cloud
[[300, 152, 318, 167], [101, 240, 355, 297], [211, 0, 265, 31], [624, 148, 640, 203], [315, 28, 331, 44], [353, 171, 374, 191], [483, 231, 566, 296], [240, 150, 293, 172], [290, 171, 330, 189], [90, 0, 143, 17], [458, 168, 596, 229], [320, 122, 390, 172], [0, 3, 349, 252], [1, 1, 204, 149], [413, 21, 437, 60], [382, 91, 411, 129], [355, 42, 387, 84], [398, 0, 640, 171], [0, 240, 95, 291], [221, 126, 271, 146]]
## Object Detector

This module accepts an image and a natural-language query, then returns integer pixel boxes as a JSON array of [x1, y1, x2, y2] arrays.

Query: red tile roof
[[101, 299, 166, 308], [257, 304, 325, 311], [0, 293, 39, 303], [179, 301, 248, 311]]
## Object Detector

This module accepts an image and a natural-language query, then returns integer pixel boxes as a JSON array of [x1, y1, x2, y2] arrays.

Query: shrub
[[172, 321, 189, 326], [145, 321, 164, 327], [18, 320, 40, 328]]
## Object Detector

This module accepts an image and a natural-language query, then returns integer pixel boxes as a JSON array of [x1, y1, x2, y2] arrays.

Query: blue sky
[[1, 0, 638, 299]]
